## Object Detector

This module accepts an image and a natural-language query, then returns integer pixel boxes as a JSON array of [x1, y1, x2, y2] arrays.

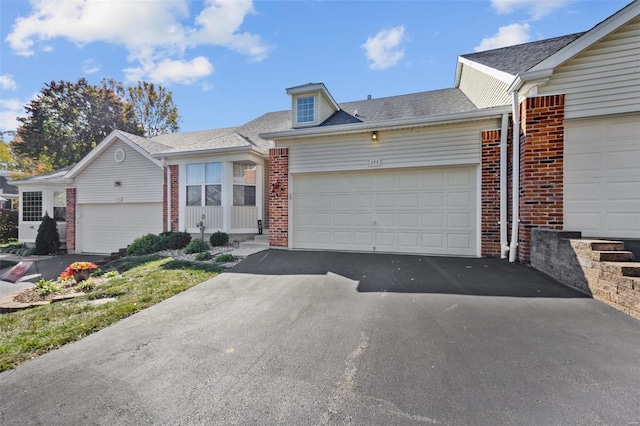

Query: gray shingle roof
[[461, 32, 586, 75], [327, 88, 478, 125]]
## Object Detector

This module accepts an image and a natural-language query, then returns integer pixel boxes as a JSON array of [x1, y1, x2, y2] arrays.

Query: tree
[[104, 80, 180, 137], [10, 79, 143, 170], [35, 212, 60, 255]]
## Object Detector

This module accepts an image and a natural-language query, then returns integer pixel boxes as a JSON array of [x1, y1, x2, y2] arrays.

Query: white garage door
[[565, 115, 640, 238], [292, 166, 477, 256], [78, 203, 163, 254]]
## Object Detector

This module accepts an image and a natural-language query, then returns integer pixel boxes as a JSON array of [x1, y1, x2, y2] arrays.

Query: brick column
[[169, 165, 179, 231], [65, 188, 76, 253], [269, 148, 289, 247], [518, 94, 565, 263], [481, 129, 502, 257]]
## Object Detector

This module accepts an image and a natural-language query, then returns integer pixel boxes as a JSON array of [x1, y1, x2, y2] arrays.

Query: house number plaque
[[369, 159, 382, 167]]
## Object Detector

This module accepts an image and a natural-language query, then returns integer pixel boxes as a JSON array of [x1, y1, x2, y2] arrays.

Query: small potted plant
[[60, 261, 99, 283]]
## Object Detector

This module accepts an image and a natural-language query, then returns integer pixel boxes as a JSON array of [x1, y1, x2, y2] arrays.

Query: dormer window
[[296, 96, 315, 124]]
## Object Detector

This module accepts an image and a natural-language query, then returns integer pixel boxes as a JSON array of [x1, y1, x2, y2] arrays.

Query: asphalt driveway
[[1, 250, 639, 425]]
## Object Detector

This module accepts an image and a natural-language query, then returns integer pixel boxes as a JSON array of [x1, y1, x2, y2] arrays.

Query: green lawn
[[0, 255, 221, 372]]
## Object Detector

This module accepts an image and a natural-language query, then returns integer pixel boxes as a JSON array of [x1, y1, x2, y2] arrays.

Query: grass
[[0, 255, 222, 372]]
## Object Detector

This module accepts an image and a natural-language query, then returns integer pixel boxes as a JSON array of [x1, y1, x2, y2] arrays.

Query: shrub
[[209, 231, 229, 247], [184, 239, 209, 254], [215, 253, 235, 263], [160, 231, 192, 250], [0, 210, 18, 243], [126, 234, 165, 256], [195, 251, 212, 261], [35, 212, 60, 255]]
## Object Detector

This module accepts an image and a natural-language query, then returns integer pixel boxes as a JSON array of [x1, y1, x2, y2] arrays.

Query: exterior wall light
[[371, 131, 378, 141], [114, 181, 121, 187]]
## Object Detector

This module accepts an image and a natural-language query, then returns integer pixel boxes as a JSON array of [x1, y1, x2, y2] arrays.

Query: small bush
[[1, 242, 23, 253], [75, 280, 94, 292], [91, 268, 104, 277], [34, 279, 61, 297], [195, 251, 212, 261], [104, 271, 119, 278], [209, 231, 229, 247], [126, 234, 165, 256], [215, 253, 235, 263], [160, 231, 192, 250], [35, 213, 60, 255], [184, 239, 209, 254]]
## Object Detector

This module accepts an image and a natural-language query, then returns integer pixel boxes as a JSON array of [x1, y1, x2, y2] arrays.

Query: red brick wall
[[170, 165, 179, 231], [481, 129, 502, 256], [518, 94, 565, 263], [269, 148, 289, 247], [65, 188, 76, 252]]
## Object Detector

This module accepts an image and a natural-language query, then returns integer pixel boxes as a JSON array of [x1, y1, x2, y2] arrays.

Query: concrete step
[[238, 241, 269, 250], [590, 240, 625, 251], [253, 234, 269, 243], [591, 250, 635, 262], [602, 262, 640, 278], [229, 247, 268, 259]]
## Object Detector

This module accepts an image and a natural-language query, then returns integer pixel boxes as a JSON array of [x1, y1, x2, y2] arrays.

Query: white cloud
[[474, 23, 531, 52], [0, 75, 18, 91], [0, 99, 26, 133], [125, 57, 214, 85], [5, 0, 269, 84], [491, 0, 574, 20], [201, 81, 214, 92], [362, 26, 406, 70], [82, 59, 101, 75]]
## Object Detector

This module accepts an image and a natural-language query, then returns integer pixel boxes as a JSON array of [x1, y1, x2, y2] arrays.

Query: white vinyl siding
[[564, 114, 640, 239], [539, 16, 640, 119], [73, 138, 163, 204], [292, 166, 477, 256], [458, 64, 511, 108], [318, 92, 336, 124], [77, 203, 163, 254], [285, 120, 498, 174]]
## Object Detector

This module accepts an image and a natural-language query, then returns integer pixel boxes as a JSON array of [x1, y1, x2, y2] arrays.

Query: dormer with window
[[286, 83, 340, 128]]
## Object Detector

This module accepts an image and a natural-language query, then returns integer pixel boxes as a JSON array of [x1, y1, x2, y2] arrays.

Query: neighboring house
[[12, 1, 639, 258], [0, 170, 18, 211]]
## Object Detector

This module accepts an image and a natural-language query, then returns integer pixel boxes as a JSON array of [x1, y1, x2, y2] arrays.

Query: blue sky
[[0, 0, 632, 136]]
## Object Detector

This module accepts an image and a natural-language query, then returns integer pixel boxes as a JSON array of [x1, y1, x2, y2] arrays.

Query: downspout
[[499, 113, 509, 259], [509, 90, 521, 262]]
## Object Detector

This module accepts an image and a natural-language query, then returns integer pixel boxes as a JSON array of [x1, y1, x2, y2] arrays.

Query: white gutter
[[261, 106, 511, 140], [151, 144, 265, 159], [499, 112, 509, 259], [509, 90, 521, 263]]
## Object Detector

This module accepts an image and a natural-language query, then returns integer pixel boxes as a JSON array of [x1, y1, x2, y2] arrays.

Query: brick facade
[[268, 148, 289, 247], [169, 165, 179, 231], [65, 188, 76, 252], [481, 129, 502, 257], [517, 94, 565, 263]]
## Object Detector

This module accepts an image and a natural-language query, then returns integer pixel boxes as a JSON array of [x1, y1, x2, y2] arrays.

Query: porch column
[[222, 161, 233, 232], [481, 129, 502, 257]]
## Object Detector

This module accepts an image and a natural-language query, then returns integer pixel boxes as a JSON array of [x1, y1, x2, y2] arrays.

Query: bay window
[[22, 191, 42, 222], [186, 162, 222, 206], [53, 191, 66, 222], [233, 163, 256, 206]]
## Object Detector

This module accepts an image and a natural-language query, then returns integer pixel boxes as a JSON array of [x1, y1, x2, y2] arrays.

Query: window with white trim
[[53, 191, 66, 222], [186, 163, 222, 206], [233, 163, 256, 206], [296, 96, 315, 124], [22, 191, 42, 222]]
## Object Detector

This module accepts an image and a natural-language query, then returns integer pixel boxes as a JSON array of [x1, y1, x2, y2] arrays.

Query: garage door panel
[[293, 166, 477, 256], [565, 115, 640, 238], [79, 203, 162, 254]]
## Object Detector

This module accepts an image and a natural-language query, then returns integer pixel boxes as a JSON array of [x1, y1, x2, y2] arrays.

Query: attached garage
[[77, 203, 163, 254], [291, 166, 478, 256], [565, 114, 640, 239]]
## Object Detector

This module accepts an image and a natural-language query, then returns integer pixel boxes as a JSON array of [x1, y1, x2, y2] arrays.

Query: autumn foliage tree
[[10, 78, 143, 170], [104, 79, 181, 137]]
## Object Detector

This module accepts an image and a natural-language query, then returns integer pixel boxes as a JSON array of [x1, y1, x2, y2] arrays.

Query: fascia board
[[151, 144, 266, 159], [507, 69, 554, 93], [457, 56, 515, 84], [528, 1, 640, 73], [260, 106, 511, 140]]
